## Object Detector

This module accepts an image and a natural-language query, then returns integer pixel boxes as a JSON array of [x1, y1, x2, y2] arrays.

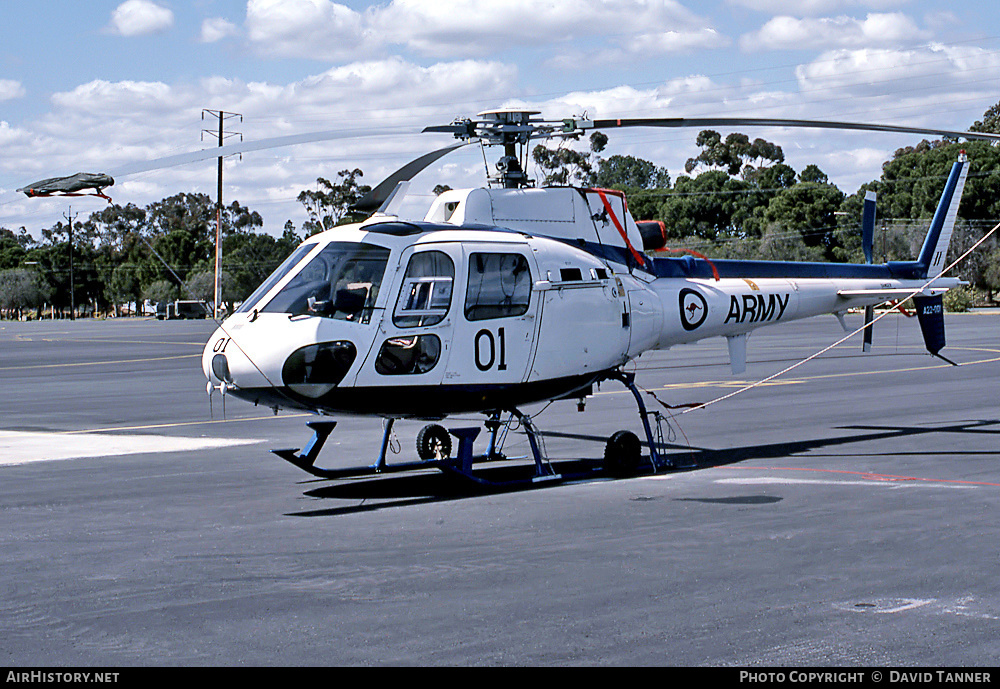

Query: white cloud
[[108, 0, 175, 37], [43, 58, 517, 147], [50, 80, 193, 121], [924, 11, 960, 32], [370, 0, 707, 57], [741, 13, 931, 51], [5, 58, 520, 233], [629, 29, 731, 54], [0, 121, 32, 148], [795, 44, 1000, 103], [243, 0, 721, 61], [727, 0, 910, 16], [226, 58, 519, 122], [201, 17, 240, 43], [505, 77, 738, 128], [568, 28, 730, 67], [245, 0, 369, 60], [0, 120, 63, 182], [0, 80, 25, 101]]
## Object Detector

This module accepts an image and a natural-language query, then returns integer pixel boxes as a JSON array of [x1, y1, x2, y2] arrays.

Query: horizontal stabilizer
[[838, 287, 949, 299]]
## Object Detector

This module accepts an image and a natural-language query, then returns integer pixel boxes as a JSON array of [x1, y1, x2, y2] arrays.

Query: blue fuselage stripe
[[567, 240, 912, 281]]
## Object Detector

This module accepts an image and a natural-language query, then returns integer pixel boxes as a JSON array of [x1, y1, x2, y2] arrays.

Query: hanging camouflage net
[[17, 172, 114, 202]]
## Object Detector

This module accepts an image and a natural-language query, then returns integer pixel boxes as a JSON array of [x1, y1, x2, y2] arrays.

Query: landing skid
[[272, 412, 595, 487], [272, 420, 439, 480], [272, 369, 691, 487]]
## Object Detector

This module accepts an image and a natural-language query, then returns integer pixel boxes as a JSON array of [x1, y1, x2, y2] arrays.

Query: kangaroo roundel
[[679, 288, 708, 331]]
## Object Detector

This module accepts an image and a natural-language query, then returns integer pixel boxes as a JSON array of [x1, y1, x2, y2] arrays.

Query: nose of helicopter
[[203, 326, 232, 387], [202, 321, 360, 400]]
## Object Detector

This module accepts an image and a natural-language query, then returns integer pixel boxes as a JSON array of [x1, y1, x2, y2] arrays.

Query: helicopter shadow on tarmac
[[285, 418, 1000, 517]]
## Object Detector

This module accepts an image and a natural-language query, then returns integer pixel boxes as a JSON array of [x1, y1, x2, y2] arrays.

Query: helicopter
[[189, 109, 1000, 486], [20, 109, 1000, 486]]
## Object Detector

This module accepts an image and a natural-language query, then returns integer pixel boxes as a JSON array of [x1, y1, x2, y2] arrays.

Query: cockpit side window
[[393, 251, 454, 328], [260, 242, 390, 322], [464, 253, 531, 321]]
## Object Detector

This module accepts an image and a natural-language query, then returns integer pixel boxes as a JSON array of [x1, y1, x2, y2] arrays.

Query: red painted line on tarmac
[[734, 464, 1000, 488]]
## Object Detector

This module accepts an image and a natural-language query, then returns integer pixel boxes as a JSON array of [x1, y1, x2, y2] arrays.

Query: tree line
[[0, 171, 370, 320], [2, 102, 1000, 319]]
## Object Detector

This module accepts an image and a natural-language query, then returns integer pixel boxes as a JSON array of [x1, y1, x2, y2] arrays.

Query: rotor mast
[[484, 110, 535, 188], [425, 110, 576, 189]]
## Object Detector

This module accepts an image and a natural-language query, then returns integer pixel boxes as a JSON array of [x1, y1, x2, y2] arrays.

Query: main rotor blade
[[352, 142, 469, 213], [423, 123, 475, 136], [586, 117, 1000, 142], [108, 125, 420, 178]]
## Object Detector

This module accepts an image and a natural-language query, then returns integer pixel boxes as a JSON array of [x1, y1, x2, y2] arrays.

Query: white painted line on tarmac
[[715, 476, 975, 489], [0, 430, 263, 466]]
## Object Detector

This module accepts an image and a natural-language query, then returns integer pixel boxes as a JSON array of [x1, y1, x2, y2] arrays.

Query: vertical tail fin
[[881, 152, 969, 362], [912, 152, 969, 364], [862, 190, 876, 265], [916, 152, 969, 278]]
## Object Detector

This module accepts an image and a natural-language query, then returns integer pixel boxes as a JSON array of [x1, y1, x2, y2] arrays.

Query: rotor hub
[[425, 109, 587, 189]]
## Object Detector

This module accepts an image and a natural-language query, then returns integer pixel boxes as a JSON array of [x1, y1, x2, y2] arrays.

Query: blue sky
[[2, 0, 999, 236]]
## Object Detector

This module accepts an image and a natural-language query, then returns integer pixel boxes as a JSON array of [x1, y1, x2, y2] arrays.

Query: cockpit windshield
[[235, 242, 317, 315], [260, 242, 391, 323]]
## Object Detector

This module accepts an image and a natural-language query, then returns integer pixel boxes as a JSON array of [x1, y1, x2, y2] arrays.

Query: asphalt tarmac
[[1, 311, 998, 667]]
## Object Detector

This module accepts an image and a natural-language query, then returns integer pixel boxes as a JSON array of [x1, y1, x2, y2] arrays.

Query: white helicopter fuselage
[[204, 221, 637, 416], [202, 182, 959, 419]]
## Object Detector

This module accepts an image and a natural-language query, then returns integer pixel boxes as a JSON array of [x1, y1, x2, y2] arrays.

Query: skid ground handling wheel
[[416, 424, 452, 460], [604, 430, 642, 477]]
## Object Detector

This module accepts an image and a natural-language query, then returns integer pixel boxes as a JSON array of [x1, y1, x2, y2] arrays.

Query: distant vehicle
[[156, 300, 209, 320]]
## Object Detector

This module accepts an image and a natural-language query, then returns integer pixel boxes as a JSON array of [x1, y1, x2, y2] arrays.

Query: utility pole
[[63, 206, 78, 320], [202, 109, 242, 319]]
